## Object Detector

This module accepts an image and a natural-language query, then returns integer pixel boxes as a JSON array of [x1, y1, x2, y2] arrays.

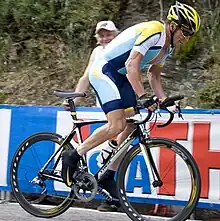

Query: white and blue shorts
[[89, 60, 137, 114]]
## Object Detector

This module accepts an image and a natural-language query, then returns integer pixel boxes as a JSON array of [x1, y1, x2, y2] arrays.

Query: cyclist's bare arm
[[148, 64, 166, 101], [125, 50, 146, 97]]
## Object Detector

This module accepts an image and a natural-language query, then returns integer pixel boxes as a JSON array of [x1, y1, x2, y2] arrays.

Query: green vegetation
[[197, 78, 220, 108], [194, 7, 220, 108], [174, 5, 220, 108], [0, 0, 220, 108], [197, 58, 220, 108], [176, 35, 200, 62], [0, 92, 7, 103], [0, 0, 121, 71]]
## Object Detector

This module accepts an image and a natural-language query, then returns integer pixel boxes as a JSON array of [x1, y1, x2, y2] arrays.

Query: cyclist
[[61, 0, 200, 211], [63, 20, 119, 107]]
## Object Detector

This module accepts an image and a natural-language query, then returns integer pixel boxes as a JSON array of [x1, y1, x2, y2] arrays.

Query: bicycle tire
[[116, 138, 201, 221], [10, 132, 75, 218]]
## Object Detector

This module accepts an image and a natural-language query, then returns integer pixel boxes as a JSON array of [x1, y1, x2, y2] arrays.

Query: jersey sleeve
[[133, 32, 161, 56], [133, 21, 164, 56]]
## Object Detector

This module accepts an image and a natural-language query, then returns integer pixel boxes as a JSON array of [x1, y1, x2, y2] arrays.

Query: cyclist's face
[[173, 28, 191, 49], [96, 29, 117, 47]]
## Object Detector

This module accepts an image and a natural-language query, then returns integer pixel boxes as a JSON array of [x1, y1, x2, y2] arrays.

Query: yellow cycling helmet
[[167, 1, 200, 34]]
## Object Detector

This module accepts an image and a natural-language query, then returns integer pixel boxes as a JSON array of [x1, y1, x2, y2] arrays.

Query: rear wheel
[[117, 138, 201, 221], [11, 132, 75, 218]]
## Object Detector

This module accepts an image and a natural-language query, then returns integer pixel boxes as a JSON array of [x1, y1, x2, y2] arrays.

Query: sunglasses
[[180, 27, 194, 37]]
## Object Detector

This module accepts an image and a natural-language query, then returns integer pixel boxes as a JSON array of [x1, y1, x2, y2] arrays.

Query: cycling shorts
[[89, 60, 137, 114]]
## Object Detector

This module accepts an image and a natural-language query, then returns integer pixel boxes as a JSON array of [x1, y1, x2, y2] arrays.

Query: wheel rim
[[11, 133, 74, 217], [117, 141, 200, 221]]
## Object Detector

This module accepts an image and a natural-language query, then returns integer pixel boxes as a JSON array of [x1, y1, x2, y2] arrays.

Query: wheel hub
[[152, 180, 163, 187]]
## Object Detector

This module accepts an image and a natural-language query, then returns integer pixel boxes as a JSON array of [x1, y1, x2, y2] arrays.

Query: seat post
[[68, 99, 77, 120]]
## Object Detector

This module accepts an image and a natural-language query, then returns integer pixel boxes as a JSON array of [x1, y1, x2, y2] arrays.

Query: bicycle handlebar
[[133, 95, 184, 127]]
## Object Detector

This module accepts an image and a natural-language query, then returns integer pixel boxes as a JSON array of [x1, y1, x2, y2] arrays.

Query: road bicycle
[[10, 90, 201, 221]]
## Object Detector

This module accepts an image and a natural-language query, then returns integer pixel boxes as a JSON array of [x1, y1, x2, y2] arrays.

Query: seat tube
[[69, 99, 77, 120]]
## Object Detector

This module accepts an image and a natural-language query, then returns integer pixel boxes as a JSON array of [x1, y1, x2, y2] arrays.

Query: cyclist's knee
[[108, 119, 126, 136]]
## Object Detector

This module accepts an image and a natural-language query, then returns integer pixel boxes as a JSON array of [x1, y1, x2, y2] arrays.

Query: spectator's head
[[95, 21, 119, 47]]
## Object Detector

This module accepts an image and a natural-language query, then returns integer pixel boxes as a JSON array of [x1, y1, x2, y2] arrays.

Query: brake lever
[[177, 105, 184, 120]]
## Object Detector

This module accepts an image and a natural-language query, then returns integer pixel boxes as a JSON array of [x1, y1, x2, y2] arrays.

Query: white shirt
[[91, 46, 105, 107]]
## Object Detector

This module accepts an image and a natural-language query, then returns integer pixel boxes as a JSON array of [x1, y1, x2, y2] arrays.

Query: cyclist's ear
[[170, 21, 176, 32]]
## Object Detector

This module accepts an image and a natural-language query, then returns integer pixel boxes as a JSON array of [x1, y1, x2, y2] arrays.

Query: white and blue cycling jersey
[[89, 21, 172, 114]]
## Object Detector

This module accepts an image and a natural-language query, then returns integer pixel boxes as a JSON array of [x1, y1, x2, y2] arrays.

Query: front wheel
[[116, 138, 201, 221]]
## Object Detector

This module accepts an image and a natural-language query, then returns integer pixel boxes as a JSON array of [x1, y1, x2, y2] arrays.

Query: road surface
[[0, 201, 200, 221]]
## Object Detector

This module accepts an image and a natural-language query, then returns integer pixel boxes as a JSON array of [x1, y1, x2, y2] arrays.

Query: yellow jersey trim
[[135, 21, 164, 46]]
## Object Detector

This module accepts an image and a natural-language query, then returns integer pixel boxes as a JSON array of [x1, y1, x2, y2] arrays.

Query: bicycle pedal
[[97, 186, 113, 201]]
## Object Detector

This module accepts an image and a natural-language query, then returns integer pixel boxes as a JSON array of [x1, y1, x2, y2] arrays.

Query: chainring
[[72, 172, 98, 203]]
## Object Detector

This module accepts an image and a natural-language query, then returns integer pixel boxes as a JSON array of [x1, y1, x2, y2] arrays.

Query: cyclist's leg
[[94, 67, 137, 211], [97, 110, 136, 212], [110, 108, 136, 171], [76, 109, 126, 210], [105, 70, 137, 171], [116, 108, 136, 143], [77, 109, 127, 155], [61, 60, 134, 187], [61, 109, 127, 187]]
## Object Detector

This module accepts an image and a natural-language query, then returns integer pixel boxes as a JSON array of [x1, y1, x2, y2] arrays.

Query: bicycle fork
[[140, 142, 163, 188]]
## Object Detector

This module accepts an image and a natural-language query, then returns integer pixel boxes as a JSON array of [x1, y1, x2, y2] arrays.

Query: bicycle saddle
[[50, 90, 86, 99]]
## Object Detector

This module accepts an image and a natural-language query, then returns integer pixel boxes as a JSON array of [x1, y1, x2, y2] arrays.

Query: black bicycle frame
[[40, 100, 162, 185]]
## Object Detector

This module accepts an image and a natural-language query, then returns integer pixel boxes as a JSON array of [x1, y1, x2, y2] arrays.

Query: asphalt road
[[0, 202, 130, 221], [0, 201, 201, 221]]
